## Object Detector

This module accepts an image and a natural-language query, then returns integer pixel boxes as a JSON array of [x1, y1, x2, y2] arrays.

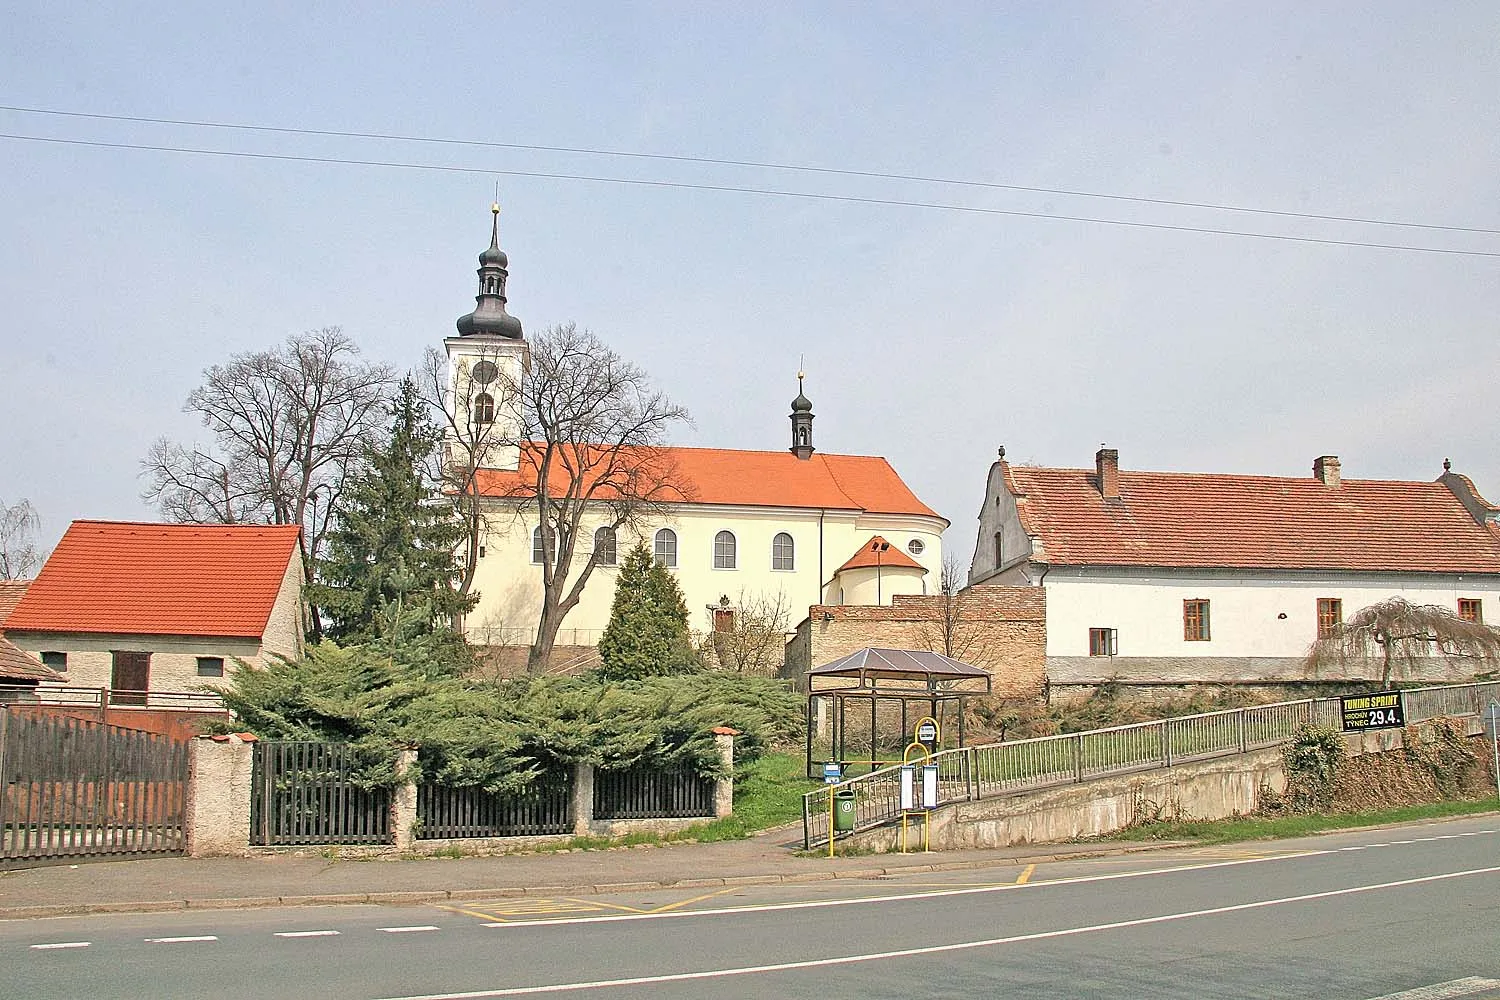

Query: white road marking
[[30, 942, 90, 950], [1364, 978, 1500, 1000], [377, 864, 1500, 1000], [275, 930, 341, 938], [145, 935, 218, 944], [380, 925, 440, 933]]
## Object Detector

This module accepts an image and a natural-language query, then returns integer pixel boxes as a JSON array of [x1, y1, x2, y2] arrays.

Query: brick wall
[[784, 586, 1046, 698]]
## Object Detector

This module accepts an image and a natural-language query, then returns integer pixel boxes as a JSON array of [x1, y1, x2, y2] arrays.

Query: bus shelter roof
[[807, 647, 991, 693]]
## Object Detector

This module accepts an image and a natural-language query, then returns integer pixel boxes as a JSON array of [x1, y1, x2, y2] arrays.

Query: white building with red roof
[[968, 446, 1500, 691], [4, 522, 305, 698], [443, 209, 947, 647]]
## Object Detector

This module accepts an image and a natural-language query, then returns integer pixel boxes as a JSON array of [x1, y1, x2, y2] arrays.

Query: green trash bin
[[832, 789, 857, 833]]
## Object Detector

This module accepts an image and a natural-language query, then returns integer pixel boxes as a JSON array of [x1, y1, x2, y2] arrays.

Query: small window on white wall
[[531, 526, 544, 564], [714, 530, 737, 569], [654, 528, 678, 568], [907, 539, 925, 557], [772, 532, 794, 571], [593, 526, 617, 566]]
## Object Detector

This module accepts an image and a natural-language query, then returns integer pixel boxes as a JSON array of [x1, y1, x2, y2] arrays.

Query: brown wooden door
[[110, 650, 151, 705]]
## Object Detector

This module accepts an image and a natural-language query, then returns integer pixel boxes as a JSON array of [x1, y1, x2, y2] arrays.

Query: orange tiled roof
[[5, 521, 302, 638], [1007, 466, 1500, 574], [835, 535, 927, 574], [474, 445, 943, 521], [0, 580, 29, 626]]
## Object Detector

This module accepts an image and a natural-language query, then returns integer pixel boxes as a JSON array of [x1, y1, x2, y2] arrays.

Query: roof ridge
[[1012, 466, 1447, 488]]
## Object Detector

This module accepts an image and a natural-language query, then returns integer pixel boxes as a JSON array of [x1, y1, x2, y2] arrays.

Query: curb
[[0, 842, 1187, 921]]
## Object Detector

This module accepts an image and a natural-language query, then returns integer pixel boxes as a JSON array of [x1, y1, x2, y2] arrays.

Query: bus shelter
[[804, 647, 991, 779]]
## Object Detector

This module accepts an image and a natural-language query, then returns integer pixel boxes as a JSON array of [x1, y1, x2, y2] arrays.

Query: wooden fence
[[0, 710, 188, 865]]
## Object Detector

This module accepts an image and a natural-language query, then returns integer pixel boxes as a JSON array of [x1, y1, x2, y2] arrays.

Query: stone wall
[[785, 586, 1046, 698]]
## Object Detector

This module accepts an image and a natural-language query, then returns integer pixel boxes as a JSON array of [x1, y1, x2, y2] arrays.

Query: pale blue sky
[[3, 3, 1498, 566]]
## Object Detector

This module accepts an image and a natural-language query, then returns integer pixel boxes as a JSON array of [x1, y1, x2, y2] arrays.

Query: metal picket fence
[[417, 772, 573, 839], [804, 680, 1500, 849], [250, 742, 391, 846], [593, 765, 716, 820]]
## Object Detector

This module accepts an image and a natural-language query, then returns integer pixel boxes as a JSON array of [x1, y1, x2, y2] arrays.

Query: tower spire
[[456, 202, 523, 339], [789, 368, 815, 460]]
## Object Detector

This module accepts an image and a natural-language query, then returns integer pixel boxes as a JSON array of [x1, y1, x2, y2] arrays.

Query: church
[[440, 207, 948, 650]]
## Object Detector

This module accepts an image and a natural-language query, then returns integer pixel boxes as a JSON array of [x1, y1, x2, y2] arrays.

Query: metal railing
[[803, 679, 1500, 848], [0, 683, 225, 712]]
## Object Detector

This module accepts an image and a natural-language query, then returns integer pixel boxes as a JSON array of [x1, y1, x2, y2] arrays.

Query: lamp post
[[871, 539, 890, 604]]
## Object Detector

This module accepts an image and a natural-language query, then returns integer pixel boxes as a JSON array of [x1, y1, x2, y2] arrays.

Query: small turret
[[456, 203, 524, 339], [790, 371, 815, 460]]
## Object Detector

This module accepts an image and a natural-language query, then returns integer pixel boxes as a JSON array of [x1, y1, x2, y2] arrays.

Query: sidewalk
[[0, 830, 1183, 920]]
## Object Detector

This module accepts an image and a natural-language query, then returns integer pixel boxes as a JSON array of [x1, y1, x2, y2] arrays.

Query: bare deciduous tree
[[495, 324, 691, 672], [0, 498, 44, 579], [703, 589, 793, 675], [141, 327, 394, 635], [1304, 596, 1500, 687], [918, 554, 995, 664]]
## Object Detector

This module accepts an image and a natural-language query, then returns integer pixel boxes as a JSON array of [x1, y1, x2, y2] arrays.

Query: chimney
[[1314, 455, 1341, 488], [1095, 445, 1120, 499]]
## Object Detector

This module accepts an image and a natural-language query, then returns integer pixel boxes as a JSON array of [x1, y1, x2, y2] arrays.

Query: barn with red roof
[[4, 521, 305, 699]]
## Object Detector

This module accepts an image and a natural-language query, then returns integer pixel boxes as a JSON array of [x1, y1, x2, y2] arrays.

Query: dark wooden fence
[[0, 710, 188, 865], [593, 765, 716, 820], [250, 742, 391, 846], [417, 772, 573, 839]]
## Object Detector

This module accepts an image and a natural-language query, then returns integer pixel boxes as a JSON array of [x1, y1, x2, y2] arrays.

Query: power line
[[4, 103, 1498, 238], [3, 131, 1499, 259]]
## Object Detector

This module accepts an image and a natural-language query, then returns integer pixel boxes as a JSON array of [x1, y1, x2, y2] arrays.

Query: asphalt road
[[5, 815, 1500, 999]]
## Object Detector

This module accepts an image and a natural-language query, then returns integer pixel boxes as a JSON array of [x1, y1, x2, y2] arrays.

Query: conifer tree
[[596, 542, 701, 679], [313, 378, 475, 642]]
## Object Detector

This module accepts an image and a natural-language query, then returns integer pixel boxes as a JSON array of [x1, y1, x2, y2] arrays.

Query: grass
[[1109, 798, 1499, 846]]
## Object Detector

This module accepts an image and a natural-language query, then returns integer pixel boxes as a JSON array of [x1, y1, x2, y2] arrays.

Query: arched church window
[[531, 526, 544, 564], [593, 526, 617, 566], [772, 532, 795, 571], [797, 427, 809, 446], [473, 392, 495, 425], [713, 530, 737, 570], [654, 528, 678, 568]]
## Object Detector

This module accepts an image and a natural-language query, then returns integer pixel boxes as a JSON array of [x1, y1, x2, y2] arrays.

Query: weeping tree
[[1304, 597, 1500, 687]]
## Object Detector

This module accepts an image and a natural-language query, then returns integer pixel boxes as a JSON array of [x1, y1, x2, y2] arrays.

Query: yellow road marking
[[562, 897, 646, 914], [648, 887, 738, 913], [435, 903, 515, 922], [1015, 863, 1036, 885]]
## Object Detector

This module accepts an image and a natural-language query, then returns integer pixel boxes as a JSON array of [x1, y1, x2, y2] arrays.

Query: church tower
[[445, 203, 528, 471], [789, 371, 815, 460]]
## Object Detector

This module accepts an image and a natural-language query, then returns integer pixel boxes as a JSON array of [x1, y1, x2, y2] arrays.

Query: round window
[[471, 360, 499, 385], [907, 539, 925, 556]]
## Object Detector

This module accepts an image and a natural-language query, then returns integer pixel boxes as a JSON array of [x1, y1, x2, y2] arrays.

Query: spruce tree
[[313, 377, 475, 642], [596, 542, 701, 679]]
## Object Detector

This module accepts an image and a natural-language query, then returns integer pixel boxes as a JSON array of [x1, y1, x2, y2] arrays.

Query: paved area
[[0, 829, 1184, 919]]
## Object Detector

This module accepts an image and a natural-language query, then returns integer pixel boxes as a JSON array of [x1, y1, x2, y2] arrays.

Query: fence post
[[712, 728, 738, 819], [571, 763, 594, 837], [1160, 721, 1172, 768], [1072, 734, 1084, 783], [1238, 709, 1247, 754], [967, 747, 977, 801], [184, 734, 255, 857], [391, 748, 419, 852]]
